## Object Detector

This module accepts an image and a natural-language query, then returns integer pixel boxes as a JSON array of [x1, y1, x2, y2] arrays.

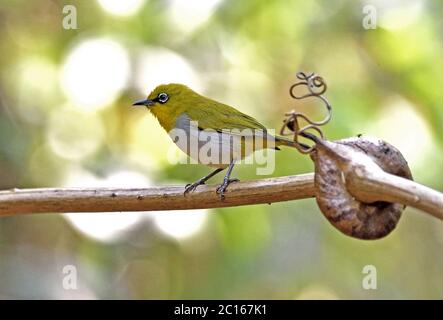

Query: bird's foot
[[184, 179, 206, 195], [216, 178, 239, 200]]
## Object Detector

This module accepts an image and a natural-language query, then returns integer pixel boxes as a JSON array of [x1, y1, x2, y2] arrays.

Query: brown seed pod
[[310, 136, 413, 240]]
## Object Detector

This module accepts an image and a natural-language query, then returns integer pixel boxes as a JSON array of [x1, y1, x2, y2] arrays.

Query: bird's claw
[[184, 180, 205, 195], [216, 178, 239, 200]]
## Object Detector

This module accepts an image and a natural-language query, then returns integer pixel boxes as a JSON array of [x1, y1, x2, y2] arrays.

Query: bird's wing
[[186, 100, 268, 134], [186, 100, 282, 150]]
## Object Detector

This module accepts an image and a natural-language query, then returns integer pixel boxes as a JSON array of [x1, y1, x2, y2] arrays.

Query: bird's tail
[[275, 135, 310, 150]]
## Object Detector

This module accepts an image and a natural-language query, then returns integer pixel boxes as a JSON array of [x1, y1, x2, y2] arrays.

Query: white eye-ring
[[157, 92, 169, 104]]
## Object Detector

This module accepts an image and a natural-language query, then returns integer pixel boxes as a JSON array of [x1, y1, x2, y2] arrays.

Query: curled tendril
[[280, 72, 332, 154]]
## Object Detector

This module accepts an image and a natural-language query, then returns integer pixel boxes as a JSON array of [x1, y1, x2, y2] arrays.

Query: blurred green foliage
[[0, 0, 443, 299]]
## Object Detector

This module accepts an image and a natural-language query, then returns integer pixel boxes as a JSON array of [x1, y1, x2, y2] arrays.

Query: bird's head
[[132, 83, 200, 131], [133, 83, 199, 113]]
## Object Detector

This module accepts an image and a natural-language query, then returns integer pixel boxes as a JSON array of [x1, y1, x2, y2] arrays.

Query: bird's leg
[[184, 168, 224, 195], [216, 159, 239, 200]]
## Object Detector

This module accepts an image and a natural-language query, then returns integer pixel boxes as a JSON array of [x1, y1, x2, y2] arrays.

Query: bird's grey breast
[[169, 113, 232, 167]]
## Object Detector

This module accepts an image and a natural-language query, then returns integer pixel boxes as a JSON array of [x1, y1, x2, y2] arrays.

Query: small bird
[[133, 84, 297, 199]]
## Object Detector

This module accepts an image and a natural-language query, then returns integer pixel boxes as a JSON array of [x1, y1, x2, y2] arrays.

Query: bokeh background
[[0, 0, 443, 299]]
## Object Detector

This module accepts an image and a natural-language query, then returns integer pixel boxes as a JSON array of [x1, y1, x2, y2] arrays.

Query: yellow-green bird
[[133, 84, 297, 199]]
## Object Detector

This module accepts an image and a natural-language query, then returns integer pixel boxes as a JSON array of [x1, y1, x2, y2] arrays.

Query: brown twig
[[0, 171, 442, 219], [0, 174, 315, 215]]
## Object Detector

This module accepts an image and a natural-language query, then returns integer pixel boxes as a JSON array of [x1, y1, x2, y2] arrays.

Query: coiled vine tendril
[[280, 72, 332, 153]]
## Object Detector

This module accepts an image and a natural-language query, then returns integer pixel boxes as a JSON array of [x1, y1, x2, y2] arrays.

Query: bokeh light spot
[[12, 57, 59, 124], [153, 210, 209, 240], [168, 0, 223, 34], [47, 107, 105, 160], [296, 285, 339, 300], [97, 0, 146, 17], [135, 47, 202, 93], [64, 170, 151, 243], [367, 0, 424, 30], [365, 96, 433, 170], [60, 38, 130, 111]]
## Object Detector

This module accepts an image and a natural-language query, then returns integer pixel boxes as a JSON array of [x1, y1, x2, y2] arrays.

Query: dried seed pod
[[311, 136, 413, 240]]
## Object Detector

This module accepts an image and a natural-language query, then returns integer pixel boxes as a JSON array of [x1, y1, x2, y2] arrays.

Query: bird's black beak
[[132, 98, 155, 107]]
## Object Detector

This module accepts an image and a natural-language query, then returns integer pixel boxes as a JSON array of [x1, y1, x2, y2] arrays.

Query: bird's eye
[[157, 92, 169, 104]]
